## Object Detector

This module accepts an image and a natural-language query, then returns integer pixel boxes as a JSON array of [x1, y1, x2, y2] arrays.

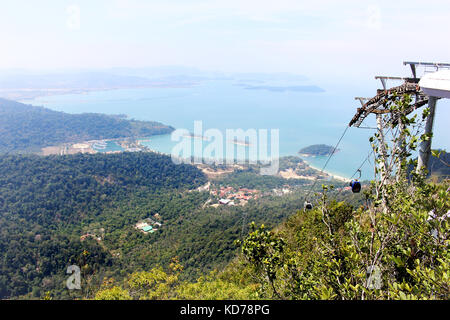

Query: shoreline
[[136, 141, 350, 182], [137, 138, 350, 181], [16, 85, 357, 181], [41, 136, 351, 182], [302, 161, 349, 183]]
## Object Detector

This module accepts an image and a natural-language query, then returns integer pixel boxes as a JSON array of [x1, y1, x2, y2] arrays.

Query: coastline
[[10, 83, 198, 102], [302, 160, 349, 183], [135, 141, 350, 183], [40, 132, 351, 183], [136, 138, 349, 182], [12, 81, 393, 181]]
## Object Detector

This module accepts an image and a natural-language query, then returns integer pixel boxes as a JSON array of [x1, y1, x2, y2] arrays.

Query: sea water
[[24, 79, 450, 181]]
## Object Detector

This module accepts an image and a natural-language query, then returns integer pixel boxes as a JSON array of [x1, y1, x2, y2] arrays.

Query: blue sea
[[23, 79, 450, 181]]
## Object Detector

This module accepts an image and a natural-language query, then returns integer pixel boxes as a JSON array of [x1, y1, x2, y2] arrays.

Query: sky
[[1, 0, 449, 83]]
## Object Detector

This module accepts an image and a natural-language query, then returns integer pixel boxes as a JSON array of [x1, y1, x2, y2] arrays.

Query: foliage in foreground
[[94, 258, 258, 300], [93, 178, 448, 300], [239, 180, 448, 300]]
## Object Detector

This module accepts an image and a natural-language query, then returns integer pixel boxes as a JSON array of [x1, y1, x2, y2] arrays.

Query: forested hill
[[0, 152, 206, 298], [0, 98, 174, 153], [298, 144, 338, 156], [0, 152, 205, 226]]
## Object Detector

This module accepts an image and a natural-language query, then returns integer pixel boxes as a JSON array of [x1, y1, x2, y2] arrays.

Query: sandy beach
[[304, 161, 349, 183]]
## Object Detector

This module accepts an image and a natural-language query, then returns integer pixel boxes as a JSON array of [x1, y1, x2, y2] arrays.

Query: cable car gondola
[[349, 170, 362, 193]]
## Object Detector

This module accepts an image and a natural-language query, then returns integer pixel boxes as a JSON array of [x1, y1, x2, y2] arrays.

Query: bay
[[24, 79, 450, 181]]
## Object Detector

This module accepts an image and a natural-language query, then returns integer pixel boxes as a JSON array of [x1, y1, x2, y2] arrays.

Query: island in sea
[[298, 144, 339, 157]]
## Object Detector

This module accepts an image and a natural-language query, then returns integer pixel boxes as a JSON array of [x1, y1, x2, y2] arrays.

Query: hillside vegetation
[[0, 152, 205, 298], [93, 177, 447, 300], [0, 152, 313, 299]]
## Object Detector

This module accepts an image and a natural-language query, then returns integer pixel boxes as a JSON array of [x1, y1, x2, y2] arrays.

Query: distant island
[[242, 85, 325, 93], [299, 144, 339, 157], [0, 72, 198, 100]]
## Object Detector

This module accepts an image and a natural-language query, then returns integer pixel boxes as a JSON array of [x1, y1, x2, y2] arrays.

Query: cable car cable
[[302, 125, 350, 209]]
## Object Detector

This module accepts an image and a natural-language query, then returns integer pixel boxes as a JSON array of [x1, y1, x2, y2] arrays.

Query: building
[[219, 198, 231, 205], [219, 198, 235, 206], [142, 225, 153, 232]]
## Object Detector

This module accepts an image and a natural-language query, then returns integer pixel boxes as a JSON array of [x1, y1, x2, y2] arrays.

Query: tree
[[237, 222, 286, 299], [94, 286, 131, 300]]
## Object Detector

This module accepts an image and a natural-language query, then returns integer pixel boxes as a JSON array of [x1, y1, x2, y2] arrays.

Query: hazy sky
[[1, 0, 449, 81]]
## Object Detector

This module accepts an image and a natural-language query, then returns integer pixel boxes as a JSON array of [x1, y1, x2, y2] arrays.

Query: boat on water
[[230, 138, 252, 147]]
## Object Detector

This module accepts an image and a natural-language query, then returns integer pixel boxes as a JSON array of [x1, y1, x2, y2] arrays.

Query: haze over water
[[25, 78, 450, 181]]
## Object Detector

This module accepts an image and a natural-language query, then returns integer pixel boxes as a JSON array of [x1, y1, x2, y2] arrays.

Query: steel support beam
[[416, 96, 438, 173]]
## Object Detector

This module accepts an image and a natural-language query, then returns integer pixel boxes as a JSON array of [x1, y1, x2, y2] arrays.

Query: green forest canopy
[[298, 144, 339, 156], [0, 152, 205, 298]]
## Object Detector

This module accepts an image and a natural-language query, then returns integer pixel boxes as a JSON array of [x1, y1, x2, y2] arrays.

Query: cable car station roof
[[349, 61, 450, 128]]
